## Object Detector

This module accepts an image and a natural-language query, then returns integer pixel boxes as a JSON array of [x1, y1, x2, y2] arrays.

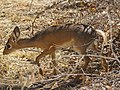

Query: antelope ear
[[10, 26, 20, 42], [13, 26, 20, 38]]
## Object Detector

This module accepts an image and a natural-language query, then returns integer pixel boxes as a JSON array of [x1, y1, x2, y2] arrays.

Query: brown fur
[[3, 24, 108, 75]]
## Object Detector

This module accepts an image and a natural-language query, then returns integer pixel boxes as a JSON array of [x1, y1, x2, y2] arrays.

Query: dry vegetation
[[0, 0, 120, 90]]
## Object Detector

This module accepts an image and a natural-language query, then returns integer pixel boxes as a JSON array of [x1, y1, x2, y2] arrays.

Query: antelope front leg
[[35, 45, 56, 75], [51, 51, 58, 75], [35, 51, 48, 76], [51, 51, 57, 66]]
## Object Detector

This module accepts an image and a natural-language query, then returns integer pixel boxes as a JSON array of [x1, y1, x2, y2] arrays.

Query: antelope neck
[[17, 38, 37, 49]]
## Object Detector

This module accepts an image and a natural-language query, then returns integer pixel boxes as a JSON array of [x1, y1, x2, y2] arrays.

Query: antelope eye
[[6, 44, 12, 49]]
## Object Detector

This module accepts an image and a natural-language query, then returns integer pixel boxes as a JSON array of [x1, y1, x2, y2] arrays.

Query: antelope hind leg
[[74, 43, 91, 71]]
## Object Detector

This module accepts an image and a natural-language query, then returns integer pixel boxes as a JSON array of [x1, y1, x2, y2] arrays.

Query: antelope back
[[3, 26, 20, 55]]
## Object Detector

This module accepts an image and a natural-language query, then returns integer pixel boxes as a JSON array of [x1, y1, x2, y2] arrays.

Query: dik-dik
[[3, 24, 108, 75]]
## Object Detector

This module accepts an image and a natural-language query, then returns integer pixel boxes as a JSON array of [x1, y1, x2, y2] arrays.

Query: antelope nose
[[3, 51, 8, 55]]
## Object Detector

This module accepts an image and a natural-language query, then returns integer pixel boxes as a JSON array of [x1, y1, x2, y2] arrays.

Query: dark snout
[[3, 50, 9, 55]]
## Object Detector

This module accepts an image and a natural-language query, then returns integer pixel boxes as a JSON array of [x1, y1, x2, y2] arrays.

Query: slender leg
[[51, 51, 57, 66], [51, 51, 59, 75], [75, 45, 91, 71], [82, 52, 108, 72], [35, 50, 49, 76], [75, 41, 108, 72], [35, 45, 56, 75], [82, 56, 92, 71]]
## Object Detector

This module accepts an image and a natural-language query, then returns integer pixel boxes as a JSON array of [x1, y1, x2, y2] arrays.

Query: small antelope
[[3, 24, 108, 74]]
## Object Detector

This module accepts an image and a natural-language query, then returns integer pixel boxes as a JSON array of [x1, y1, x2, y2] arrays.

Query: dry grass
[[0, 0, 120, 90]]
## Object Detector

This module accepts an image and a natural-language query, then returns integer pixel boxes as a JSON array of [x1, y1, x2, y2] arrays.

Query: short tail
[[96, 29, 107, 45]]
